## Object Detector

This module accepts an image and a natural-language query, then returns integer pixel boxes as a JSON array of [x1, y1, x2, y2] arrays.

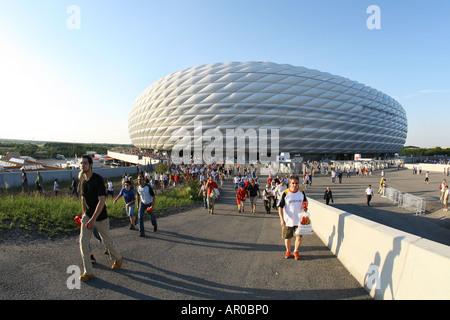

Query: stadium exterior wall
[[128, 61, 407, 159]]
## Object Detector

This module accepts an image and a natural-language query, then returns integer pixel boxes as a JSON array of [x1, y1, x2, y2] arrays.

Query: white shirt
[[137, 184, 154, 205], [278, 189, 307, 227], [263, 188, 273, 201], [275, 184, 287, 199], [365, 187, 374, 195]]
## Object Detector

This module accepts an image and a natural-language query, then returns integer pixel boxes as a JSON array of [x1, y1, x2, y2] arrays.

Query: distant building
[[6, 152, 21, 161]]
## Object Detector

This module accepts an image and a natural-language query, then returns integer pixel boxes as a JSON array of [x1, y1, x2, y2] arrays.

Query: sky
[[0, 0, 449, 148]]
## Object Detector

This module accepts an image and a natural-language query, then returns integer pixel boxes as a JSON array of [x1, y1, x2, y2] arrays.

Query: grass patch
[[0, 179, 201, 238]]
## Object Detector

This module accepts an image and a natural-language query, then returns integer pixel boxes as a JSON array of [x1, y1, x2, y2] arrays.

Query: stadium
[[128, 61, 407, 161]]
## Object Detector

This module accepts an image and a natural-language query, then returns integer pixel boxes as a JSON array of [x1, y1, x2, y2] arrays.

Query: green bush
[[155, 163, 168, 173], [0, 180, 201, 238]]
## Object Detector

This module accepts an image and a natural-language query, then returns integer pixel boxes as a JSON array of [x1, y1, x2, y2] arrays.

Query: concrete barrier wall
[[404, 163, 450, 173], [308, 199, 450, 300], [0, 166, 138, 189]]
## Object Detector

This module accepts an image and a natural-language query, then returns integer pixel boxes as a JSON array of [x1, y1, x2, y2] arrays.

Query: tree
[[155, 163, 168, 173]]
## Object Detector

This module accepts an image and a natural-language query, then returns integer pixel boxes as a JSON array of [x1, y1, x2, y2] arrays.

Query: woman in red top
[[206, 177, 219, 214], [236, 183, 248, 213]]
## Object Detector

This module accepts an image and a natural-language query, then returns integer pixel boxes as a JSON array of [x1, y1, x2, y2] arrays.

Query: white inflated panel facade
[[128, 61, 407, 155]]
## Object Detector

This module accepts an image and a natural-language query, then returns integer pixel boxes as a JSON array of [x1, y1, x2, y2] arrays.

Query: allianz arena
[[128, 61, 407, 160]]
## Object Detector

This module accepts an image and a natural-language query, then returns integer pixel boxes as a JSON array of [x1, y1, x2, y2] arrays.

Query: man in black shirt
[[79, 155, 123, 282], [247, 180, 261, 213]]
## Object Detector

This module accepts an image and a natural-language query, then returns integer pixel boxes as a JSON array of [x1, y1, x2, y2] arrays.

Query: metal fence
[[384, 187, 427, 214]]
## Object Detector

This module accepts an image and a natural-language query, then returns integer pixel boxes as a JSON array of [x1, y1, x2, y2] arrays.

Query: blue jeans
[[138, 202, 157, 233], [203, 195, 208, 208]]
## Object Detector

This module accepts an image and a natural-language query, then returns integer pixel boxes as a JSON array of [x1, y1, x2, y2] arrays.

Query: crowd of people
[[39, 151, 448, 283], [228, 172, 310, 260], [114, 162, 312, 261], [232, 173, 293, 215]]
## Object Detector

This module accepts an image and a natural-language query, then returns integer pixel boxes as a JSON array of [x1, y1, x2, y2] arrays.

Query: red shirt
[[236, 188, 248, 201], [207, 181, 218, 195]]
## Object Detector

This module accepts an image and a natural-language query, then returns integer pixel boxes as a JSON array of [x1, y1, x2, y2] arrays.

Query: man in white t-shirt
[[365, 185, 374, 206], [443, 185, 449, 212], [274, 180, 287, 207], [154, 172, 160, 189], [278, 175, 308, 260], [161, 173, 168, 191], [440, 179, 447, 203], [136, 175, 157, 237], [234, 175, 240, 190]]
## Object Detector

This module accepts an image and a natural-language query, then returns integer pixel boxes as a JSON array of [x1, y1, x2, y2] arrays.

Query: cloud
[[401, 89, 450, 100]]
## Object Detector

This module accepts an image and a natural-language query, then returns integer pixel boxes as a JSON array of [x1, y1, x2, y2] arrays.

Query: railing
[[384, 187, 426, 214]]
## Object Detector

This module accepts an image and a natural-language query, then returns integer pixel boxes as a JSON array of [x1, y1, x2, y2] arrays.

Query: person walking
[[70, 177, 79, 198], [36, 171, 43, 195], [136, 174, 157, 237], [21, 168, 29, 193], [53, 179, 59, 196], [198, 180, 208, 210], [323, 187, 333, 205], [113, 180, 136, 230], [331, 170, 336, 183], [234, 174, 240, 190], [236, 182, 248, 213], [439, 179, 447, 203], [378, 177, 385, 195], [263, 184, 274, 214], [79, 155, 123, 282], [274, 180, 287, 209], [278, 175, 308, 260], [365, 184, 374, 206], [106, 178, 114, 198], [206, 176, 219, 214], [443, 185, 449, 212], [247, 179, 261, 213]]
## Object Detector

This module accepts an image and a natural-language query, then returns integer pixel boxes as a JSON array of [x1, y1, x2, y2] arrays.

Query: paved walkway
[[302, 167, 450, 246], [0, 179, 371, 301]]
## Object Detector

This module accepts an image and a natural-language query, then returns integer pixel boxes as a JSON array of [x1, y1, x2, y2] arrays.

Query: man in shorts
[[440, 179, 447, 203], [278, 174, 308, 260], [443, 185, 449, 212], [236, 182, 248, 213], [113, 180, 136, 230]]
